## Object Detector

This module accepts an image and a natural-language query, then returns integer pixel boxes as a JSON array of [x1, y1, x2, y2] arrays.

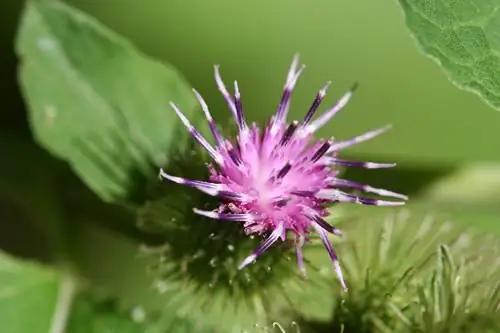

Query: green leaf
[[16, 0, 198, 203], [420, 162, 500, 206], [397, 0, 500, 110]]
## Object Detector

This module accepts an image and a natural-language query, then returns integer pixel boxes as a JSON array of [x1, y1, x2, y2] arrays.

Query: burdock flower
[[159, 56, 407, 291]]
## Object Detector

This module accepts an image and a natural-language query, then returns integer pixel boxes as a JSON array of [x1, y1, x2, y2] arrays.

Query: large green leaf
[[16, 0, 198, 202], [397, 0, 500, 110]]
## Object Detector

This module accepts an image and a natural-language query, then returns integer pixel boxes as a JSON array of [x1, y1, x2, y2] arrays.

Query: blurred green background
[[1, 0, 500, 319], [62, 0, 500, 163]]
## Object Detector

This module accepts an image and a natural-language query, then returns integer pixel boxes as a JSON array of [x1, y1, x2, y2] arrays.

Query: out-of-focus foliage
[[17, 0, 199, 203], [64, 0, 500, 164]]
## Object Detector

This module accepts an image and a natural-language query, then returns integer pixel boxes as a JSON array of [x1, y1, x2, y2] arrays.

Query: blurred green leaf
[[400, 200, 500, 237], [420, 162, 500, 206], [16, 0, 198, 203], [64, 0, 500, 164], [398, 0, 500, 110]]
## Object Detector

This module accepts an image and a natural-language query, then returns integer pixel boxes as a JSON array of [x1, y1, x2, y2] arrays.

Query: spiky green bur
[[137, 145, 330, 332], [288, 211, 459, 332], [293, 211, 500, 333], [401, 240, 500, 333]]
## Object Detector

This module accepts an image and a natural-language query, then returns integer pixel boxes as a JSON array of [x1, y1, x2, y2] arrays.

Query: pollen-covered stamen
[[214, 65, 238, 120], [327, 125, 391, 153], [312, 223, 347, 291], [305, 82, 358, 134], [193, 208, 254, 222], [238, 223, 285, 270], [159, 169, 223, 196], [193, 89, 224, 146], [170, 102, 223, 164], [324, 157, 396, 169], [311, 138, 333, 162], [331, 179, 408, 200], [279, 120, 299, 146], [233, 81, 248, 130], [274, 58, 306, 129], [276, 161, 293, 179], [302, 81, 331, 126]]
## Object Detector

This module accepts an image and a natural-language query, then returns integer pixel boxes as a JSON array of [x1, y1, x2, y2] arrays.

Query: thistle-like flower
[[159, 56, 407, 291]]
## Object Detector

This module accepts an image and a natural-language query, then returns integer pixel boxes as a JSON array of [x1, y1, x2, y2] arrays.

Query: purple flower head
[[159, 56, 407, 291]]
